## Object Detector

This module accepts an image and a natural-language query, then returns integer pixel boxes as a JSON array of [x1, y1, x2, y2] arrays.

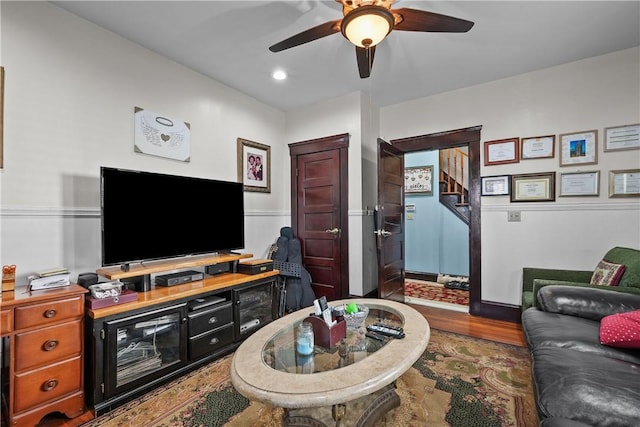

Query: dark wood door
[[289, 134, 349, 301], [376, 138, 405, 302]]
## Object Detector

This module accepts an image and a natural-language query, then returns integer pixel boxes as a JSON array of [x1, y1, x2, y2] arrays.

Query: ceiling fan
[[269, 0, 474, 78]]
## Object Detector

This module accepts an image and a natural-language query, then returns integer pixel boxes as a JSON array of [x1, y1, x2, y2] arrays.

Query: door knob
[[325, 228, 340, 234], [374, 229, 392, 237]]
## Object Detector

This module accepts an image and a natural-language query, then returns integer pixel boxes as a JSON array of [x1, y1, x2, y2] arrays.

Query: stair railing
[[439, 148, 468, 205]]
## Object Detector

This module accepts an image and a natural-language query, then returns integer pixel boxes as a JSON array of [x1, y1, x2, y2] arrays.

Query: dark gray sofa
[[522, 285, 640, 427]]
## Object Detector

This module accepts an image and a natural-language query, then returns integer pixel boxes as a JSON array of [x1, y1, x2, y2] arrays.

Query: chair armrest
[[537, 285, 640, 321], [522, 267, 592, 292]]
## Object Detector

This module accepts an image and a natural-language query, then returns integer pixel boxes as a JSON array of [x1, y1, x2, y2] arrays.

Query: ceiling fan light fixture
[[341, 5, 394, 48]]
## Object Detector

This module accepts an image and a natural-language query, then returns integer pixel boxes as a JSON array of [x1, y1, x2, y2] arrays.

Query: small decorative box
[[88, 281, 123, 299], [86, 289, 138, 309], [303, 315, 347, 349]]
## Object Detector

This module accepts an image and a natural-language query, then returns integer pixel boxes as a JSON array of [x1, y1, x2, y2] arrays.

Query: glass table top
[[262, 307, 403, 375]]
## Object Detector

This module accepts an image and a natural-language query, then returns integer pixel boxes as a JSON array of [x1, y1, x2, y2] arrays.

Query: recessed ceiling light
[[272, 70, 287, 81]]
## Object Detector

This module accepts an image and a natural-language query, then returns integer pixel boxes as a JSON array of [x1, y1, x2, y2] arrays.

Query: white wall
[[2, 2, 638, 308], [0, 2, 290, 282], [381, 47, 640, 305]]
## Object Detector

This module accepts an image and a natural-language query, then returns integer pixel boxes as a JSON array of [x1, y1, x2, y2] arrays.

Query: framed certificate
[[608, 169, 640, 198], [604, 124, 640, 152], [511, 172, 555, 202], [484, 138, 519, 166], [481, 175, 510, 196], [521, 135, 555, 160], [559, 130, 598, 167], [559, 171, 600, 197]]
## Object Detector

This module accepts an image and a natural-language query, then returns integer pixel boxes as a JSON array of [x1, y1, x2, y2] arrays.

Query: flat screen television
[[100, 167, 245, 267]]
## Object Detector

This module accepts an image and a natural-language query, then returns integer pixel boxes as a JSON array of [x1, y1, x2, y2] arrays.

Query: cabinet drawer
[[13, 355, 82, 413], [15, 319, 82, 371], [188, 302, 233, 337], [15, 296, 83, 330], [1, 308, 12, 335], [189, 323, 234, 360]]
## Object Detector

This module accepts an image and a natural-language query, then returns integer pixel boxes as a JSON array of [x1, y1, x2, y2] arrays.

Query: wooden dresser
[[1, 284, 88, 426]]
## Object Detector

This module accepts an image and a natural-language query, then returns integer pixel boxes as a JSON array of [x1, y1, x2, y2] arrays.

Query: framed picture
[[559, 171, 600, 197], [134, 106, 191, 162], [520, 135, 555, 160], [404, 165, 433, 194], [481, 175, 510, 196], [484, 138, 520, 166], [510, 172, 555, 202], [608, 169, 640, 198], [237, 138, 271, 193], [0, 66, 4, 169], [559, 130, 598, 167], [604, 123, 640, 152]]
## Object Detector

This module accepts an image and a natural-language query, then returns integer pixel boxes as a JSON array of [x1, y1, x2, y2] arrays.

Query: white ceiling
[[51, 1, 640, 112]]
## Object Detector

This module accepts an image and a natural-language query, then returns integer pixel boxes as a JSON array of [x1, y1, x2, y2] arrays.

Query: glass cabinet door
[[105, 304, 187, 396], [235, 280, 276, 338]]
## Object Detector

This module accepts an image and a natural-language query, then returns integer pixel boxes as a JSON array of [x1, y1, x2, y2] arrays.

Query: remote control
[[365, 331, 385, 341], [367, 323, 405, 339]]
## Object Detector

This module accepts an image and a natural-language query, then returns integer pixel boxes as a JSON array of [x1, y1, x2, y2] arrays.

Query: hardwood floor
[[34, 302, 526, 427], [407, 302, 526, 347]]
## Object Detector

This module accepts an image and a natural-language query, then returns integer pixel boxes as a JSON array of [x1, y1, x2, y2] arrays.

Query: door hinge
[[101, 383, 105, 394], [100, 329, 105, 340]]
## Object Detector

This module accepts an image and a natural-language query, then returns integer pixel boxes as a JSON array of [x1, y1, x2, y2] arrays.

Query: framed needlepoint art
[[404, 165, 434, 195]]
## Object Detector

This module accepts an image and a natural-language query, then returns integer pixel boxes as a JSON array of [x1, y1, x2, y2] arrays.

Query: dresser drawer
[[1, 308, 12, 335], [15, 319, 82, 371], [15, 296, 83, 330], [188, 301, 233, 337], [13, 355, 82, 413], [189, 323, 234, 360]]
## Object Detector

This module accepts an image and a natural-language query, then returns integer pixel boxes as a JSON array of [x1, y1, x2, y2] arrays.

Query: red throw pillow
[[590, 259, 626, 286], [600, 310, 640, 348]]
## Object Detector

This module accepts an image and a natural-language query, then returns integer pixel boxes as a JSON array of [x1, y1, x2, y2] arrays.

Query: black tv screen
[[101, 167, 245, 266]]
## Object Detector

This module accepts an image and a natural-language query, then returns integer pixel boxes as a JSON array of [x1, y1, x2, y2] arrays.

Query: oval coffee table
[[231, 298, 430, 426]]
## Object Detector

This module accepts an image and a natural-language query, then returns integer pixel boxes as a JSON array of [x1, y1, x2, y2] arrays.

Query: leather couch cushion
[[600, 310, 640, 348], [522, 308, 640, 364], [531, 347, 640, 426]]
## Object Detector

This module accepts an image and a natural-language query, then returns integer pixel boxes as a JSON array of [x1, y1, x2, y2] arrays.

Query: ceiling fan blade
[[356, 46, 376, 79], [269, 19, 341, 52], [392, 8, 474, 33]]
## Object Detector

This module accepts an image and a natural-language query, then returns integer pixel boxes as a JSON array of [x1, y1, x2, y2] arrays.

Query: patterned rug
[[82, 329, 537, 427], [405, 280, 470, 307]]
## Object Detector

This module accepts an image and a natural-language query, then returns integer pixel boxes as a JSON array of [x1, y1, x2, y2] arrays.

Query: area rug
[[405, 279, 470, 307], [82, 329, 537, 427]]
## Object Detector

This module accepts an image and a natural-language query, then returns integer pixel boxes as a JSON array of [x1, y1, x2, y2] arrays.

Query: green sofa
[[521, 246, 640, 310]]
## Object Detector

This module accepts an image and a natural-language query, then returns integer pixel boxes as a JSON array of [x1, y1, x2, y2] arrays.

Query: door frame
[[289, 133, 350, 300], [392, 126, 520, 322]]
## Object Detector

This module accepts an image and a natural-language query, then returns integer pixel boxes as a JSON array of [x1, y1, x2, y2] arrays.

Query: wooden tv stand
[[86, 253, 281, 415]]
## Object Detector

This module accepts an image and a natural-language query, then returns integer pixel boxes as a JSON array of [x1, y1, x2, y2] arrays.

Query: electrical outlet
[[508, 211, 521, 222]]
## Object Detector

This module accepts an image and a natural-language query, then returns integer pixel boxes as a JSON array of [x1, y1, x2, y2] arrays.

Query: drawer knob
[[209, 337, 219, 345], [208, 316, 218, 324], [42, 379, 58, 392], [44, 309, 57, 318], [43, 339, 59, 351]]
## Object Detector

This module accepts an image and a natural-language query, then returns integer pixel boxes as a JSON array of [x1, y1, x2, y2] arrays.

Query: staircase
[[439, 148, 470, 225]]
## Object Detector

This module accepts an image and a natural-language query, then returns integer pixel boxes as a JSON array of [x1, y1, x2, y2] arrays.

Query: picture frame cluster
[[482, 123, 640, 200]]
